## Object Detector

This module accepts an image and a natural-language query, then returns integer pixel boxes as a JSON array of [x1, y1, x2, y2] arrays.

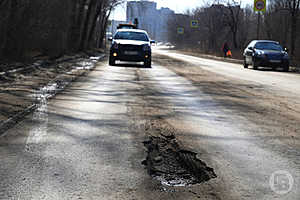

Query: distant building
[[126, 1, 175, 41]]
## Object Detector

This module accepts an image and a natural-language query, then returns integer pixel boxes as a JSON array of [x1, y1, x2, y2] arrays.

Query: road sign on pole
[[177, 27, 184, 34], [254, 0, 266, 12], [191, 20, 199, 28]]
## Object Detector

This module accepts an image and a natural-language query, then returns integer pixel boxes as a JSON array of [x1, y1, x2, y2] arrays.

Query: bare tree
[[222, 1, 242, 49], [166, 0, 300, 62], [0, 0, 123, 61], [273, 0, 300, 57], [287, 0, 300, 57]]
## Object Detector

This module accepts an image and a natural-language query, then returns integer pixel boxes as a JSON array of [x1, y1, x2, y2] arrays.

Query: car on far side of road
[[108, 29, 155, 68], [243, 40, 290, 71]]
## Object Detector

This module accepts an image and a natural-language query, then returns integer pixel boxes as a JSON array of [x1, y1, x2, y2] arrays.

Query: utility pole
[[256, 11, 261, 39], [254, 0, 266, 39]]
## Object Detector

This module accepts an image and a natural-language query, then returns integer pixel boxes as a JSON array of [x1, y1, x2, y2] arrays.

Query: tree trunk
[[232, 29, 238, 49], [5, 0, 22, 59], [80, 0, 97, 50], [87, 2, 103, 48], [290, 14, 297, 57], [289, 0, 299, 57], [0, 0, 10, 59], [75, 0, 88, 51], [68, 0, 80, 51], [98, 12, 111, 48]]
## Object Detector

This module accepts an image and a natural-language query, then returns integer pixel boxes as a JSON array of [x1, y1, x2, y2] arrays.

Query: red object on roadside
[[226, 50, 232, 57]]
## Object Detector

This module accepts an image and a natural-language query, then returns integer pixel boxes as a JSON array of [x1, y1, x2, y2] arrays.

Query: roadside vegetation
[[0, 0, 123, 62], [167, 0, 300, 67]]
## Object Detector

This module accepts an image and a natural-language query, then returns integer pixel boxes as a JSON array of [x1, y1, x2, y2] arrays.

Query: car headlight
[[256, 51, 262, 55], [255, 51, 266, 58], [143, 44, 151, 51]]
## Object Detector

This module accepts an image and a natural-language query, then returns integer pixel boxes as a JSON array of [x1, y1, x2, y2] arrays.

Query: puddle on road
[[30, 56, 99, 120], [89, 56, 102, 61], [35, 83, 57, 101], [73, 58, 98, 70], [26, 56, 99, 142], [33, 80, 68, 104], [25, 86, 52, 149], [142, 135, 216, 187], [27, 80, 70, 147]]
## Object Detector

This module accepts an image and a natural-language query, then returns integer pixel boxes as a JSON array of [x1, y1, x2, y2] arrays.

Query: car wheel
[[283, 65, 289, 72], [109, 57, 115, 66], [243, 58, 248, 68], [252, 59, 258, 70], [144, 58, 151, 68]]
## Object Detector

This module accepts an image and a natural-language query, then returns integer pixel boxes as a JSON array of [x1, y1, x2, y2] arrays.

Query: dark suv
[[109, 29, 155, 68], [243, 40, 289, 71]]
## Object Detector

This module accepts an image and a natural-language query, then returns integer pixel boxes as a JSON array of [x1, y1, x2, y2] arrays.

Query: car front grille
[[267, 54, 282, 60], [120, 44, 142, 51]]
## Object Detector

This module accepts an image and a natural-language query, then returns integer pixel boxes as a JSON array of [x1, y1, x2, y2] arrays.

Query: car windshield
[[254, 42, 282, 51], [114, 31, 149, 41]]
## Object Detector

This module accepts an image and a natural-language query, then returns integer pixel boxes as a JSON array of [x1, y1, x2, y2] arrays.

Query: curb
[[0, 55, 105, 137]]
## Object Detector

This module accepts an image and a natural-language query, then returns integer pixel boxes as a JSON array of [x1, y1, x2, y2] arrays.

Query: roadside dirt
[[0, 53, 104, 135], [162, 48, 243, 64], [153, 53, 300, 148]]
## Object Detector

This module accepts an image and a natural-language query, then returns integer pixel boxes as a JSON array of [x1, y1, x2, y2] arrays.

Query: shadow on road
[[109, 62, 152, 69]]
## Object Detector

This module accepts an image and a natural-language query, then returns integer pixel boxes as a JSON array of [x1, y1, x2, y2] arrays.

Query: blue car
[[243, 40, 289, 71]]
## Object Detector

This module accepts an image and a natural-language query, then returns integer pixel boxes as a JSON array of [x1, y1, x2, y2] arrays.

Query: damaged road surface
[[142, 133, 216, 186], [0, 61, 218, 200], [0, 50, 300, 199]]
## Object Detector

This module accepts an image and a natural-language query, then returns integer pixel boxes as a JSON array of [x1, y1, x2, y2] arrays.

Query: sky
[[111, 0, 254, 21]]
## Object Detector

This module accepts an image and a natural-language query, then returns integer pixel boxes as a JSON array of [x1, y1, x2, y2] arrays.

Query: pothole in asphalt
[[142, 134, 216, 186]]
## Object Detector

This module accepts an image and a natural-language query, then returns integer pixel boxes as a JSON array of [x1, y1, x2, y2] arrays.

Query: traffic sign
[[254, 0, 266, 12], [191, 20, 199, 28], [177, 27, 184, 34]]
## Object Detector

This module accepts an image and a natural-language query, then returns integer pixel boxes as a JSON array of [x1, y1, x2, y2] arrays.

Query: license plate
[[124, 51, 138, 55], [270, 60, 281, 63]]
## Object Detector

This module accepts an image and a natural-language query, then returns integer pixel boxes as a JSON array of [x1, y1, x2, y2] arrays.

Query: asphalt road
[[155, 48, 300, 96], [152, 49, 300, 199], [0, 49, 299, 199]]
